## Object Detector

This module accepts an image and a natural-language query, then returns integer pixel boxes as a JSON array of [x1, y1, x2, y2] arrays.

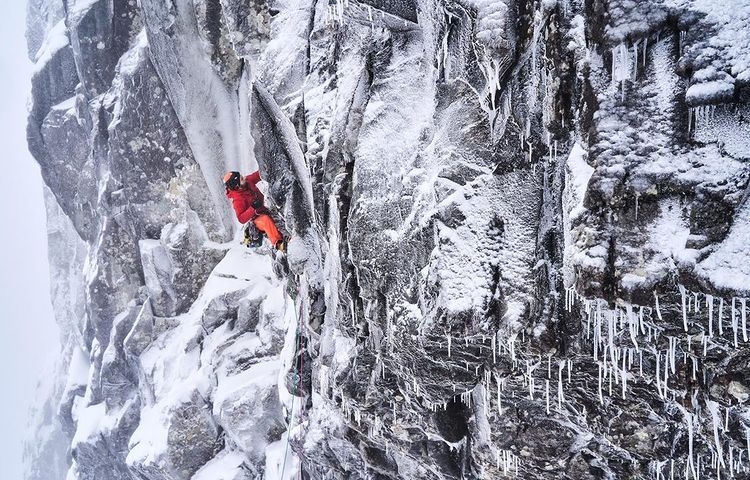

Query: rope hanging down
[[281, 294, 307, 479]]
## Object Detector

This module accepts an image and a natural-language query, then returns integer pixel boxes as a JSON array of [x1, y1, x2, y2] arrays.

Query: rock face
[[24, 0, 750, 479]]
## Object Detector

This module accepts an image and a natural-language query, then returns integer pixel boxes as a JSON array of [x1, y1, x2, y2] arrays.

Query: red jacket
[[226, 171, 269, 223]]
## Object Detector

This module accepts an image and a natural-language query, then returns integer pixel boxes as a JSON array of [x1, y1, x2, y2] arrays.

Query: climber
[[223, 171, 286, 251]]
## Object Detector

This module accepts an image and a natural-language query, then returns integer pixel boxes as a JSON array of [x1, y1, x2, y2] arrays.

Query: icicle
[[742, 298, 748, 342], [725, 406, 730, 432], [692, 356, 697, 381], [719, 297, 724, 335], [708, 294, 714, 337], [447, 334, 451, 357], [567, 359, 572, 383], [608, 309, 616, 360], [655, 291, 663, 321], [545, 379, 550, 414], [491, 334, 496, 364], [598, 362, 604, 403], [593, 302, 602, 362], [708, 401, 725, 474], [621, 347, 627, 399], [528, 143, 533, 164], [669, 337, 676, 374], [698, 455, 702, 480], [558, 361, 564, 409], [629, 305, 639, 352], [528, 361, 534, 400], [663, 349, 669, 393], [655, 352, 662, 398], [733, 298, 739, 347], [639, 306, 645, 335], [680, 285, 688, 331], [686, 409, 696, 479]]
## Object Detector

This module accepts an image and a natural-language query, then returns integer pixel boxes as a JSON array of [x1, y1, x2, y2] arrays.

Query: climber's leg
[[253, 214, 283, 247]]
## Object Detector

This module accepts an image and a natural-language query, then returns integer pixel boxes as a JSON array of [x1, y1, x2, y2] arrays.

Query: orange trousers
[[254, 214, 283, 246]]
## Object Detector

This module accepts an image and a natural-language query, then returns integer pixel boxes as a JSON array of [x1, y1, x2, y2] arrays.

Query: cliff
[[24, 0, 750, 478]]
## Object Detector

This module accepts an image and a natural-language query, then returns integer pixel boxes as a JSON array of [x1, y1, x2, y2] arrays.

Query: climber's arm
[[246, 171, 262, 184]]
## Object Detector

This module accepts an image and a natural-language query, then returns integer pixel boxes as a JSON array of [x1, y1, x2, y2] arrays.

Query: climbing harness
[[242, 222, 263, 248]]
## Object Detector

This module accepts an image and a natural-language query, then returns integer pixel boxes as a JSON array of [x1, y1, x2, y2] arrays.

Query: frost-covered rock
[[139, 214, 225, 317], [213, 359, 285, 465]]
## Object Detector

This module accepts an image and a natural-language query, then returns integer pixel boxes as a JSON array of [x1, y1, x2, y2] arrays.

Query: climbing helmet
[[223, 171, 241, 190]]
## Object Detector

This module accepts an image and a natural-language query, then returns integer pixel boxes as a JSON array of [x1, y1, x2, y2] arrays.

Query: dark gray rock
[[218, 0, 271, 60], [66, 0, 141, 97]]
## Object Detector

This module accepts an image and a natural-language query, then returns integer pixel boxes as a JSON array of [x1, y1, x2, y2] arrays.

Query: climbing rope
[[281, 293, 306, 479]]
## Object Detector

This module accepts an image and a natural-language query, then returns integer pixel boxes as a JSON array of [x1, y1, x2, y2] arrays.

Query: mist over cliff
[[24, 0, 750, 478]]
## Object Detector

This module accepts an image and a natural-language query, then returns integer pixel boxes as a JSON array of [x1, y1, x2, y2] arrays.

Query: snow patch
[[33, 19, 69, 73], [686, 80, 735, 106], [564, 142, 593, 222], [696, 201, 750, 293], [192, 450, 247, 480]]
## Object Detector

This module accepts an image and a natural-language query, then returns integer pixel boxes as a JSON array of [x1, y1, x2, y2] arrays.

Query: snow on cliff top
[[33, 19, 68, 73]]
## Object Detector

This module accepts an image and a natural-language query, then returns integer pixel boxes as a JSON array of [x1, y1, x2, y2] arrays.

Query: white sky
[[0, 2, 61, 479]]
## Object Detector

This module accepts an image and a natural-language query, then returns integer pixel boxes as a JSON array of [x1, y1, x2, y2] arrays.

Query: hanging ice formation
[[556, 283, 750, 477]]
